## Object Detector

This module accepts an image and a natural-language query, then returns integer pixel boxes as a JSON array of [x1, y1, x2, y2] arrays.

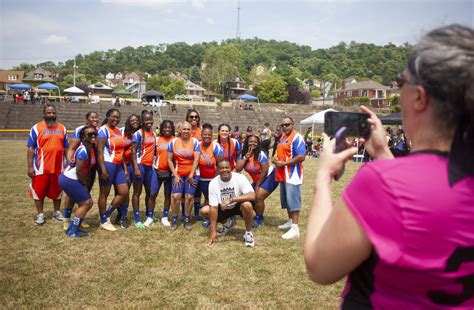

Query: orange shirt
[[120, 127, 133, 165], [154, 135, 174, 171], [199, 141, 224, 180], [168, 137, 201, 177], [191, 126, 202, 141], [218, 138, 242, 171], [275, 130, 305, 184], [97, 125, 125, 164], [27, 121, 68, 175], [132, 129, 157, 166]]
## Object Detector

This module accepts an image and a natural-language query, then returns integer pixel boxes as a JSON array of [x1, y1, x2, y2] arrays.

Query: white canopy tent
[[299, 108, 338, 133], [64, 86, 85, 94]]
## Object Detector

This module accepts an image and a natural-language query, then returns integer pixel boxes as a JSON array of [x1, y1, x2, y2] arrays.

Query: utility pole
[[236, 0, 241, 39]]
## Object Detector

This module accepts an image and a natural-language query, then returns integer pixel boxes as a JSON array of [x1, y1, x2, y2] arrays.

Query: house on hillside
[[0, 70, 24, 90], [185, 80, 206, 101], [105, 72, 125, 88], [224, 76, 248, 101], [23, 68, 57, 85], [122, 71, 146, 98], [334, 80, 394, 107]]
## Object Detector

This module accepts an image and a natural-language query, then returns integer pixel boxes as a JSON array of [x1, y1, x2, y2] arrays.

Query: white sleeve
[[239, 174, 255, 195], [208, 179, 219, 207]]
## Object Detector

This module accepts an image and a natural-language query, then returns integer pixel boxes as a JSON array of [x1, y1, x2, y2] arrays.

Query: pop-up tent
[[7, 83, 32, 90], [237, 94, 258, 101], [37, 83, 60, 96], [64, 86, 85, 94], [299, 108, 338, 133], [142, 90, 164, 102]]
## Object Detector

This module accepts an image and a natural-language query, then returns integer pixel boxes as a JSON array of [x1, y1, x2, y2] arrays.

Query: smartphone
[[324, 112, 371, 139]]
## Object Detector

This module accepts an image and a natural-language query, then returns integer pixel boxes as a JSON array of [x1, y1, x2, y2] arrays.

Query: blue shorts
[[151, 170, 172, 195], [259, 169, 279, 193], [98, 162, 127, 187], [198, 180, 211, 199], [59, 174, 91, 204], [279, 182, 301, 212], [131, 164, 156, 186], [172, 175, 199, 196]]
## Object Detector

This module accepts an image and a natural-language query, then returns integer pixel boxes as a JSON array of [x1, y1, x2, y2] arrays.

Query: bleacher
[[0, 100, 335, 140]]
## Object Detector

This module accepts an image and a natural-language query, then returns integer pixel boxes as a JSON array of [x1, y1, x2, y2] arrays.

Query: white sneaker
[[101, 218, 117, 231], [244, 231, 255, 247], [278, 218, 292, 230], [35, 213, 45, 225], [161, 216, 170, 227], [282, 224, 300, 239], [217, 216, 236, 236], [144, 217, 154, 227], [53, 211, 65, 222]]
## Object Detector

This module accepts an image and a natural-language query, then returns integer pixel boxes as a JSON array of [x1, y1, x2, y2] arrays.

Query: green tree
[[254, 75, 288, 103], [201, 44, 242, 93], [146, 75, 185, 98]]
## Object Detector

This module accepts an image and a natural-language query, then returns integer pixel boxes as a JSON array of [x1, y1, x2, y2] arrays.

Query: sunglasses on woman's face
[[189, 115, 199, 119], [86, 132, 97, 138], [280, 123, 292, 128]]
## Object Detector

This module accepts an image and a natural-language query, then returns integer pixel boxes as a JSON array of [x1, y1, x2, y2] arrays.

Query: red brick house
[[334, 80, 394, 107], [0, 70, 24, 90]]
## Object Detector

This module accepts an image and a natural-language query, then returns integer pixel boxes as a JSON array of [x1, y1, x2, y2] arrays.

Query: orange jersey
[[154, 135, 174, 171], [97, 125, 125, 164], [218, 138, 242, 170], [191, 126, 202, 141], [132, 129, 156, 166], [27, 121, 68, 175], [275, 130, 305, 184], [199, 141, 224, 180], [120, 127, 133, 165], [239, 151, 270, 183], [167, 137, 201, 177]]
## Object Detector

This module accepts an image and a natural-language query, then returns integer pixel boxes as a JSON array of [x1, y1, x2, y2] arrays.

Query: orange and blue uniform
[[191, 127, 202, 141], [120, 127, 133, 165], [239, 150, 272, 184], [218, 138, 241, 171], [151, 135, 174, 195], [27, 121, 68, 200], [97, 125, 127, 186], [131, 129, 157, 184], [60, 144, 95, 203], [199, 141, 223, 180], [167, 137, 201, 195]]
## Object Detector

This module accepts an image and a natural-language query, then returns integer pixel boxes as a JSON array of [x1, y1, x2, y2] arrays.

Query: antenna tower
[[236, 0, 241, 39]]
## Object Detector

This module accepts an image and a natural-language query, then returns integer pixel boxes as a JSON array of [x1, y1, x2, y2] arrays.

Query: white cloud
[[40, 35, 69, 45], [206, 17, 215, 25], [100, 0, 205, 7], [191, 0, 205, 8]]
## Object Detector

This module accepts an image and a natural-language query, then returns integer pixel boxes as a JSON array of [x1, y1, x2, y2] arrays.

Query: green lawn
[[0, 140, 362, 308]]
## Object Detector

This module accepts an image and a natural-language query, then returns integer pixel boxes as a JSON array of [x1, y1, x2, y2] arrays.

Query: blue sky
[[0, 0, 472, 69]]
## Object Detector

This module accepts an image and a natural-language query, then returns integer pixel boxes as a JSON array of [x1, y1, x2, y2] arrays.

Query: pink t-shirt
[[342, 152, 474, 309]]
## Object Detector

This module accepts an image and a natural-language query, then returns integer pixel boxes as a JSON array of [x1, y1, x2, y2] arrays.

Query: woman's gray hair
[[407, 24, 474, 130]]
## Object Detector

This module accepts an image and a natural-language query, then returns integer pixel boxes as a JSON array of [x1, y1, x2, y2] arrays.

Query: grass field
[[0, 140, 362, 308]]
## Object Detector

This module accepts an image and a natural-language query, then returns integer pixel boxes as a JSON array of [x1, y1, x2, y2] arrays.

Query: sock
[[146, 209, 154, 219], [105, 205, 116, 218], [184, 215, 190, 223], [120, 205, 129, 218], [162, 208, 169, 217], [99, 212, 107, 224], [63, 208, 73, 219], [181, 200, 185, 217], [173, 215, 179, 224], [67, 217, 81, 235], [193, 201, 201, 216], [133, 210, 141, 223]]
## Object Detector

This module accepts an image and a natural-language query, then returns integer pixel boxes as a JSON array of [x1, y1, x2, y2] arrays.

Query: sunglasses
[[85, 132, 97, 138], [396, 73, 417, 89], [188, 115, 199, 119], [280, 123, 292, 128]]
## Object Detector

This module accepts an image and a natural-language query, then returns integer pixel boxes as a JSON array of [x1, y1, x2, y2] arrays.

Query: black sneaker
[[170, 221, 179, 231], [114, 215, 121, 225], [120, 217, 130, 229]]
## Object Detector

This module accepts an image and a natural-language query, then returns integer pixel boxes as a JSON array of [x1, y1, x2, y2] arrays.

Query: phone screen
[[324, 112, 370, 139]]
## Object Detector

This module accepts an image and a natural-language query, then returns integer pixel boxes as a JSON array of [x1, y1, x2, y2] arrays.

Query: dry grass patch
[[0, 141, 362, 308]]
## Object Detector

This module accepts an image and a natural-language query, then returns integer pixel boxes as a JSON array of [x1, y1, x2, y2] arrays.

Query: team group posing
[[27, 104, 306, 246]]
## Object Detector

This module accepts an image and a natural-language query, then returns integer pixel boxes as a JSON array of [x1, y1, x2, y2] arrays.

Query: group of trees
[[12, 38, 412, 103]]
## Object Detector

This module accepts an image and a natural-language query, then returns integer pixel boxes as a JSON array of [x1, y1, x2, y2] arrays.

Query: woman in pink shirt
[[305, 25, 474, 309]]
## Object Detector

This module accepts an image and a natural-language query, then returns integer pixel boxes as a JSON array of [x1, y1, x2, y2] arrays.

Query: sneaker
[[53, 211, 65, 222], [152, 215, 159, 223], [202, 219, 210, 228], [278, 218, 292, 230], [244, 231, 255, 247], [81, 222, 90, 229], [114, 215, 121, 225], [100, 218, 117, 231], [35, 213, 45, 225], [63, 218, 70, 231], [170, 220, 179, 231], [134, 221, 145, 229], [194, 214, 204, 221], [161, 216, 171, 227], [120, 217, 130, 229], [184, 219, 193, 231], [144, 217, 154, 227], [217, 216, 236, 236], [252, 215, 264, 229], [282, 224, 300, 240], [66, 230, 90, 238]]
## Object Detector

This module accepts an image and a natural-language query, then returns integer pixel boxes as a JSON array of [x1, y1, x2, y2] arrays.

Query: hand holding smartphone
[[334, 127, 348, 181]]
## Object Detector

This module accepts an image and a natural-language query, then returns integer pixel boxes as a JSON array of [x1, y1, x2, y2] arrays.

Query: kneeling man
[[200, 160, 256, 247]]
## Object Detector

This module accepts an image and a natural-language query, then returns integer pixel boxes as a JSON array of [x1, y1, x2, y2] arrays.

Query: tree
[[189, 65, 201, 84], [146, 75, 185, 98], [254, 75, 288, 103], [287, 87, 311, 104], [201, 44, 242, 93]]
